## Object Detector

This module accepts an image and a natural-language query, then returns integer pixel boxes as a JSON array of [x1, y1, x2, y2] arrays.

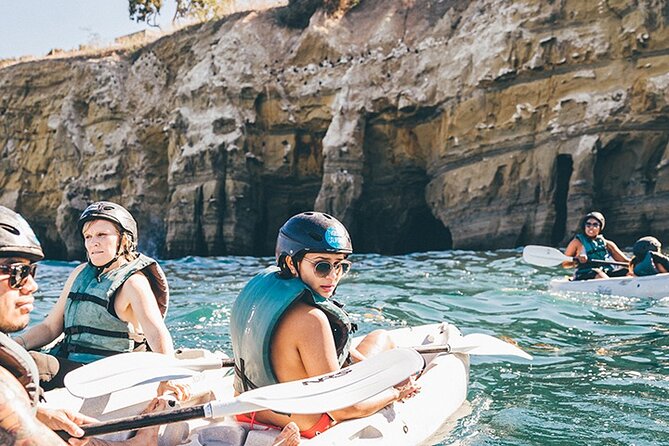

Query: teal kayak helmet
[[632, 236, 661, 258], [0, 206, 44, 261], [275, 211, 352, 269], [78, 201, 138, 251], [582, 211, 605, 231]]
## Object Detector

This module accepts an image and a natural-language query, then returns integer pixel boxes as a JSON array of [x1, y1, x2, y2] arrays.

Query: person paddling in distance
[[0, 205, 173, 446], [562, 211, 630, 280], [230, 212, 419, 439], [629, 236, 669, 276], [16, 201, 187, 399]]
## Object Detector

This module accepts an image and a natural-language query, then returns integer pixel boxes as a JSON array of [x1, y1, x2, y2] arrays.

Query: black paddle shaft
[[57, 404, 207, 440], [414, 344, 452, 354], [576, 258, 629, 267]]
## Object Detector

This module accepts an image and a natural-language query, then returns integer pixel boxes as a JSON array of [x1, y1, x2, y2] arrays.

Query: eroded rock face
[[2, 0, 669, 259]]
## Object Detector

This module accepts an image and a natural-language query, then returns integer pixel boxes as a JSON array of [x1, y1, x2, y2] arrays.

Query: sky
[[0, 0, 177, 59]]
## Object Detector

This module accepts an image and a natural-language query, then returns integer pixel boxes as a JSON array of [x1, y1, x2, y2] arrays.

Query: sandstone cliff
[[2, 0, 669, 259]]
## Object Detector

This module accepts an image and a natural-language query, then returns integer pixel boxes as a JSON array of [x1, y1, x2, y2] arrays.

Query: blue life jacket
[[230, 267, 353, 393], [574, 233, 614, 278], [633, 252, 659, 276], [52, 254, 169, 364]]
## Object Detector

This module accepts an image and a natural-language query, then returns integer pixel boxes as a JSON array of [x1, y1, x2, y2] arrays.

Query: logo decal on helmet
[[324, 226, 348, 250]]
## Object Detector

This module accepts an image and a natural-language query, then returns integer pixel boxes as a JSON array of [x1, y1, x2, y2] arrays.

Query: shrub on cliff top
[[275, 0, 322, 28], [128, 0, 359, 29], [129, 0, 233, 25], [276, 0, 362, 28]]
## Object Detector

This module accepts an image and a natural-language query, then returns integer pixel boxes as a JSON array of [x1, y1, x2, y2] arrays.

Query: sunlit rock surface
[[2, 0, 668, 259]]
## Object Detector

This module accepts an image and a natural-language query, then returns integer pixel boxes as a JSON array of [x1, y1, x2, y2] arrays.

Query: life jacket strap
[[61, 343, 121, 358], [68, 292, 108, 308], [64, 326, 131, 339], [235, 358, 259, 392]]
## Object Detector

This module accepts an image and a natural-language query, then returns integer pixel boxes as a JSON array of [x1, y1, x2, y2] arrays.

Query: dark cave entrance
[[551, 154, 573, 246], [394, 208, 453, 254], [353, 169, 453, 255]]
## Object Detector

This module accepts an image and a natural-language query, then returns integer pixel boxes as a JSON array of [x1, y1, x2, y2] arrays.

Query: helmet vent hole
[[0, 223, 20, 235]]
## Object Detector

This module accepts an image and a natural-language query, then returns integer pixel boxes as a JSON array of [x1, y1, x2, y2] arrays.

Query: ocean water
[[30, 250, 669, 445]]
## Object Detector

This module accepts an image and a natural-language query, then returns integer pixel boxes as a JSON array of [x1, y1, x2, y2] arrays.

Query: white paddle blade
[[211, 347, 425, 417], [450, 333, 533, 360], [522, 245, 570, 267], [66, 367, 198, 399], [64, 351, 223, 398]]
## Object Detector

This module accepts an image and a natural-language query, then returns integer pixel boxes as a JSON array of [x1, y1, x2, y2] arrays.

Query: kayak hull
[[549, 273, 669, 298], [44, 322, 469, 445]]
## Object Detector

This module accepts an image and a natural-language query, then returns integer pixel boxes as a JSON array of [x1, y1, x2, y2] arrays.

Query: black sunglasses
[[0, 263, 37, 289], [301, 258, 352, 278], [584, 221, 601, 228]]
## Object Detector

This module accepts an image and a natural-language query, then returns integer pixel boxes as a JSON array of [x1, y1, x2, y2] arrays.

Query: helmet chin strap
[[89, 256, 118, 281], [291, 257, 304, 281], [88, 238, 123, 281], [289, 256, 307, 283]]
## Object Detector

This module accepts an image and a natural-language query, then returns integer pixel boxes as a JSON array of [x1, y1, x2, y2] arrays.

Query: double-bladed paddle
[[64, 333, 532, 399], [58, 347, 424, 439], [522, 245, 628, 267]]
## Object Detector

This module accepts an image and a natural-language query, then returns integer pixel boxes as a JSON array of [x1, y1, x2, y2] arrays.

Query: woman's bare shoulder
[[282, 301, 330, 328]]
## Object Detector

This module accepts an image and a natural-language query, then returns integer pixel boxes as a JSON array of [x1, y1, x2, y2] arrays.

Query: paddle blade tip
[[522, 245, 568, 267]]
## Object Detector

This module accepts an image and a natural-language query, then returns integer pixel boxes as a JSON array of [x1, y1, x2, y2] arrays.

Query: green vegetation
[[127, 0, 360, 28], [128, 0, 223, 26]]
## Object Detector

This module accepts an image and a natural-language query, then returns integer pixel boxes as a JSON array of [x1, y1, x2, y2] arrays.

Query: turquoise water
[[30, 250, 669, 445]]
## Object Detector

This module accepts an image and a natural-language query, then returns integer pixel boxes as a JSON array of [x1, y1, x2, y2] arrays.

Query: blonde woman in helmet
[[18, 202, 187, 399], [0, 205, 174, 446]]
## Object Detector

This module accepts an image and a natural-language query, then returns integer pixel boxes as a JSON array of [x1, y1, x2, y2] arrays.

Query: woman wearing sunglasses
[[17, 201, 187, 399], [562, 211, 630, 280], [230, 211, 419, 439]]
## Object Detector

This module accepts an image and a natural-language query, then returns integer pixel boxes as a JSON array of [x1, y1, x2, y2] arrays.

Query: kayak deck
[[43, 322, 469, 445], [549, 273, 669, 299]]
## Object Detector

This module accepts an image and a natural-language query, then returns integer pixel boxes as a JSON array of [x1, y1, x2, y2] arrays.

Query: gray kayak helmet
[[78, 201, 138, 251], [275, 211, 352, 265], [0, 206, 44, 261]]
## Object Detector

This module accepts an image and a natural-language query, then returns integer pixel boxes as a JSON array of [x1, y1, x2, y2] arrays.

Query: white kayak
[[549, 273, 669, 299], [43, 323, 470, 446]]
